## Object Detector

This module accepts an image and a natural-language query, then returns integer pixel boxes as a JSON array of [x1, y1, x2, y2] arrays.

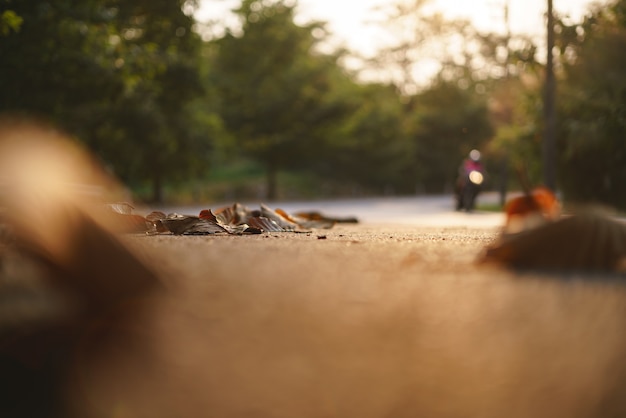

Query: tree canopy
[[0, 0, 210, 202], [1, 0, 624, 208], [410, 78, 493, 193], [209, 0, 360, 199], [557, 0, 626, 208]]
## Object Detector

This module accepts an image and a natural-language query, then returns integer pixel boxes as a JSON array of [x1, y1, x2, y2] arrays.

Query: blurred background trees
[[0, 0, 213, 202], [0, 0, 624, 209], [210, 0, 358, 200], [557, 0, 626, 208]]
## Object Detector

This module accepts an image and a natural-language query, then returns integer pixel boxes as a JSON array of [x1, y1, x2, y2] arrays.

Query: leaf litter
[[107, 202, 358, 236], [107, 193, 626, 274]]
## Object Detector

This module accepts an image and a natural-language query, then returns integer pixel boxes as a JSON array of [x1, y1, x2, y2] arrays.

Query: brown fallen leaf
[[198, 208, 218, 222], [260, 203, 299, 231], [160, 211, 258, 235], [246, 215, 286, 233], [276, 208, 335, 229], [105, 211, 154, 233], [146, 211, 169, 233], [195, 204, 325, 233], [198, 208, 254, 234], [107, 202, 135, 215], [207, 203, 254, 226], [105, 202, 155, 233], [159, 213, 227, 235], [0, 121, 161, 308], [504, 187, 561, 234], [482, 212, 626, 273], [294, 210, 358, 225], [0, 120, 162, 418]]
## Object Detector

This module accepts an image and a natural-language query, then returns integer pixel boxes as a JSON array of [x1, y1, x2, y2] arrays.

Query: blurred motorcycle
[[455, 150, 485, 212]]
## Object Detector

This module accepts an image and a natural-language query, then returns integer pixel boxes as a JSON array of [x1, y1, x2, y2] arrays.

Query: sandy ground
[[66, 223, 626, 418]]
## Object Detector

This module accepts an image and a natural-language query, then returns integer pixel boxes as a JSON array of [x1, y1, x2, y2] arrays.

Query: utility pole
[[504, 0, 511, 78], [500, 0, 511, 207], [543, 0, 557, 191], [493, 0, 511, 207]]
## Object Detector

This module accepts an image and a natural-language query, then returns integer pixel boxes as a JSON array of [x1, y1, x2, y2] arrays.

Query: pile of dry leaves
[[107, 202, 358, 235]]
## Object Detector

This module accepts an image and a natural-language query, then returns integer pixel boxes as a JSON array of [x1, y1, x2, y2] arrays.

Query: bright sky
[[330, 0, 600, 54], [194, 0, 605, 85], [196, 0, 605, 54]]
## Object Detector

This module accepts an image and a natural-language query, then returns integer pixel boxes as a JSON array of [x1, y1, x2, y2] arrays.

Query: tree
[[0, 0, 210, 203], [0, 2, 23, 36], [371, 0, 467, 95], [210, 0, 355, 200], [543, 0, 557, 191], [0, 1, 124, 117], [364, 0, 497, 194], [558, 0, 626, 208], [479, 34, 544, 195], [318, 81, 413, 194], [410, 78, 493, 193]]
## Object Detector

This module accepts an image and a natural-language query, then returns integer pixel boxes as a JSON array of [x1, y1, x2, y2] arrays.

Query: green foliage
[[487, 75, 545, 188], [5, 0, 623, 207], [410, 79, 493, 192], [319, 82, 413, 193], [210, 0, 358, 199], [558, 0, 626, 208], [1, 1, 119, 115], [0, 0, 212, 203], [0, 8, 23, 35]]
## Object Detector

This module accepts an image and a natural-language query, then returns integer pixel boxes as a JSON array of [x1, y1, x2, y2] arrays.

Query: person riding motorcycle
[[455, 149, 485, 211]]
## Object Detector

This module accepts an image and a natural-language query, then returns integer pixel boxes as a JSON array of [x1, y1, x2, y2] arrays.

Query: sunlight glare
[[196, 0, 603, 49], [194, 0, 605, 83]]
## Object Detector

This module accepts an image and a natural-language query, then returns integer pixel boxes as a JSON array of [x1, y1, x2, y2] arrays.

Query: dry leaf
[[146, 211, 169, 233], [260, 203, 299, 231], [159, 213, 226, 235], [0, 121, 161, 308], [482, 213, 626, 273], [0, 122, 162, 417], [198, 209, 218, 222], [278, 209, 335, 229], [107, 202, 135, 215], [246, 216, 285, 233], [294, 210, 358, 225], [189, 203, 351, 234], [504, 187, 561, 234]]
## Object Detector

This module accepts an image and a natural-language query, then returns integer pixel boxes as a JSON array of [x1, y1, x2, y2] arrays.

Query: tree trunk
[[543, 0, 557, 191], [266, 161, 278, 201], [152, 171, 163, 204]]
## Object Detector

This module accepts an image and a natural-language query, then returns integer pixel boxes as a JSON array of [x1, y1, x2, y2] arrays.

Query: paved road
[[7, 123, 626, 418], [76, 206, 626, 418]]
